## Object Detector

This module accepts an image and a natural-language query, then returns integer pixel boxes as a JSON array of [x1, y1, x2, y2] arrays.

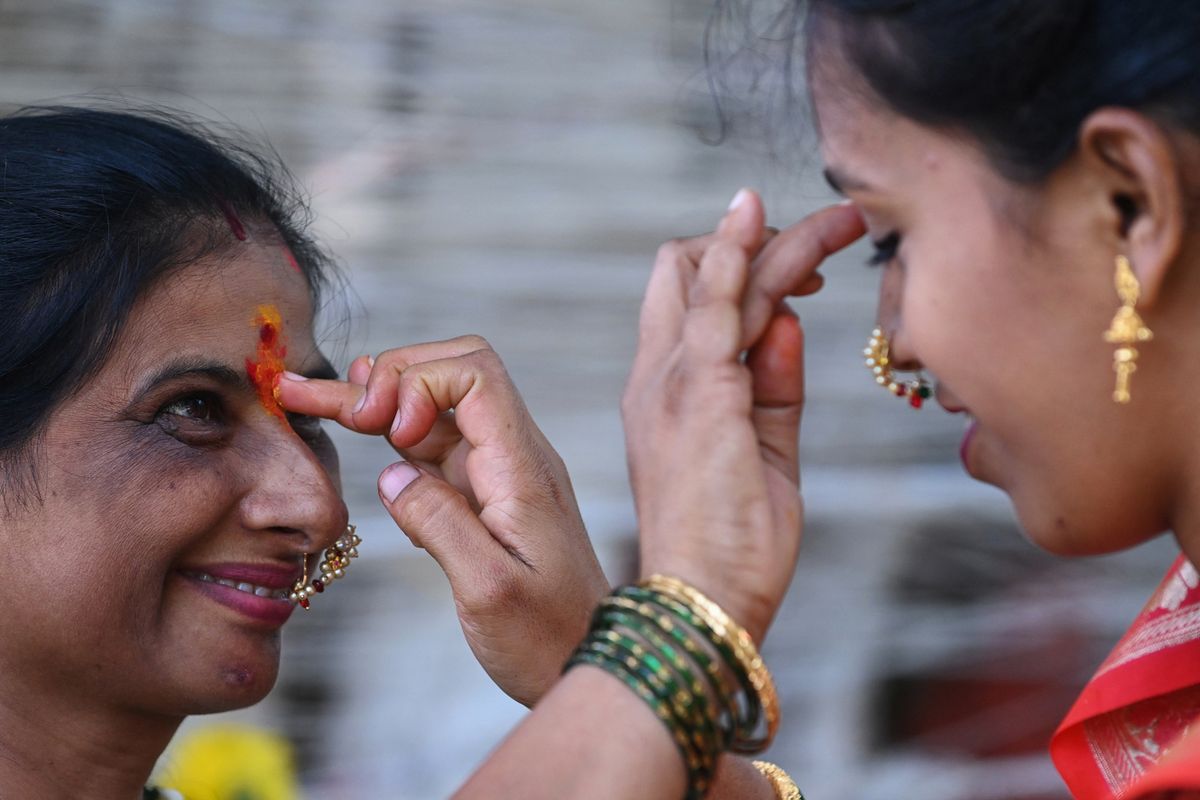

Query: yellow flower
[[153, 723, 300, 800]]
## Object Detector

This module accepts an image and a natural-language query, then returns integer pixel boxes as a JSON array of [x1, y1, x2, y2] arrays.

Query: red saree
[[1051, 554, 1200, 798]]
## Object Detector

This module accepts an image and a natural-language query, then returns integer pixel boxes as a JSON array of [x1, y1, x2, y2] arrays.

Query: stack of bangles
[[565, 575, 803, 800]]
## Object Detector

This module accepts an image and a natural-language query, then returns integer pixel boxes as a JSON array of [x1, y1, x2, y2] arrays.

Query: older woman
[[0, 107, 609, 798]]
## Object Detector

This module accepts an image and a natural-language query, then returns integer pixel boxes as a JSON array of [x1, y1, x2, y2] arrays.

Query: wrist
[[563, 577, 781, 798], [637, 561, 771, 645]]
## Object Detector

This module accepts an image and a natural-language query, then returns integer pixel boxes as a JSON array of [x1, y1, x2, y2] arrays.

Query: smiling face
[[0, 240, 347, 718], [808, 44, 1200, 556]]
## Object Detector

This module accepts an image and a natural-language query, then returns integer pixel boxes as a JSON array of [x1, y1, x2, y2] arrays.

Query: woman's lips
[[179, 562, 301, 627]]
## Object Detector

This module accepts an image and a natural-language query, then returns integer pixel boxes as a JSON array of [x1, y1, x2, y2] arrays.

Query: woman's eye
[[867, 232, 901, 267], [158, 393, 223, 424]]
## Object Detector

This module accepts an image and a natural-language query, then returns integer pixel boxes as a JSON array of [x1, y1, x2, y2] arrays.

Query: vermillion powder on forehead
[[246, 304, 288, 420]]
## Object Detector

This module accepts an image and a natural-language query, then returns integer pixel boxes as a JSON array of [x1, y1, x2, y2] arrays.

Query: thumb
[[378, 462, 512, 593]]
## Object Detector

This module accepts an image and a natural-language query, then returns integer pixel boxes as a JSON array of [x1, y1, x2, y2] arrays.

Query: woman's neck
[[0, 682, 180, 800]]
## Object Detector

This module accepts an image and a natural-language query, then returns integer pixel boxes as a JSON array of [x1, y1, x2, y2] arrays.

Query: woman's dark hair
[[0, 105, 336, 502], [804, 0, 1200, 180], [704, 1, 1200, 182]]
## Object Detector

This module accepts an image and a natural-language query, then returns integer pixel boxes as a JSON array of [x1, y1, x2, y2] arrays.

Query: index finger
[[740, 203, 866, 347], [277, 375, 383, 434]]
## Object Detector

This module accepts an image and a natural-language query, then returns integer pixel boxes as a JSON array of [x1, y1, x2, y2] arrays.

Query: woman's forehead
[[107, 246, 320, 383]]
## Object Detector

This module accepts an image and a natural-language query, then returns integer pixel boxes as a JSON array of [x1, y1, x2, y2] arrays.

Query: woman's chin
[[168, 663, 279, 715], [153, 636, 282, 715], [1011, 496, 1164, 558]]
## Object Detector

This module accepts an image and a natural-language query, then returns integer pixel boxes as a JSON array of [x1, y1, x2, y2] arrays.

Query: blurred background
[[0, 1, 1180, 798]]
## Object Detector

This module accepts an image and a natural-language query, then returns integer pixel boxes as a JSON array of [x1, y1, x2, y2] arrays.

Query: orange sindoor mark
[[245, 304, 288, 421]]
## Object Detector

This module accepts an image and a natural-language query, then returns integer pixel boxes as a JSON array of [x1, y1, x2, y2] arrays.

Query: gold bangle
[[752, 760, 803, 800], [641, 574, 780, 750]]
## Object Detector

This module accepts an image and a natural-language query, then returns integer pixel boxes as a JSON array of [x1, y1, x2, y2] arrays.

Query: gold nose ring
[[865, 328, 931, 409]]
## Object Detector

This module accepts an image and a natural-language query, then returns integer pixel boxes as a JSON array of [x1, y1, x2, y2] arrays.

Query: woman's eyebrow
[[136, 359, 248, 396], [139, 354, 337, 394]]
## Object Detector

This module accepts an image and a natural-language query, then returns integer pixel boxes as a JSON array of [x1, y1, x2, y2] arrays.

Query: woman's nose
[[237, 428, 348, 551]]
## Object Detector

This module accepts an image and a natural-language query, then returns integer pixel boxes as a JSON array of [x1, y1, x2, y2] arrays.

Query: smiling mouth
[[188, 572, 291, 601]]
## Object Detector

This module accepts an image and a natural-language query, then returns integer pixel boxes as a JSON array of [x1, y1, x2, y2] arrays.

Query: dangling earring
[[1102, 255, 1153, 404], [290, 524, 362, 610], [864, 327, 932, 409]]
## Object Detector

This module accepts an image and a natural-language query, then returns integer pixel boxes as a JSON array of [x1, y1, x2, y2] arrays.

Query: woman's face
[[810, 56, 1181, 555], [0, 240, 347, 717]]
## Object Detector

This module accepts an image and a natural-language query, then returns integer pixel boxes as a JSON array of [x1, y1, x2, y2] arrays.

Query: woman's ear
[[1076, 108, 1186, 310]]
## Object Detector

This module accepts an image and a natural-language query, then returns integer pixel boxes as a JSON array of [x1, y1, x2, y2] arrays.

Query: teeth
[[193, 573, 284, 600]]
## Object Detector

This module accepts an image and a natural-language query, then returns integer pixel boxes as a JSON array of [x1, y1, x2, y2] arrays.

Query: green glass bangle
[[643, 575, 779, 753], [594, 627, 720, 763], [597, 608, 724, 753], [567, 647, 714, 800], [580, 637, 715, 785], [619, 586, 759, 740], [601, 593, 739, 738], [624, 584, 766, 750]]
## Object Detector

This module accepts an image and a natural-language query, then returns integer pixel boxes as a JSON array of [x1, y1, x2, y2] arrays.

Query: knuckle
[[453, 333, 492, 353], [373, 346, 412, 370], [464, 344, 505, 374], [396, 364, 432, 400], [655, 239, 684, 262], [704, 239, 744, 265]]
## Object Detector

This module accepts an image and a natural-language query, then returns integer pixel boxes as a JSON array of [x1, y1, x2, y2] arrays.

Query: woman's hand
[[624, 190, 864, 643], [278, 336, 610, 707]]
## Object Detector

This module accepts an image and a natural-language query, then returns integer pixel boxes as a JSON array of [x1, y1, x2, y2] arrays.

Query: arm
[[455, 666, 685, 800], [281, 190, 862, 797], [453, 191, 860, 796]]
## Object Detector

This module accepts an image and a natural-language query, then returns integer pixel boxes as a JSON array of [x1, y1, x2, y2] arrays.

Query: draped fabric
[[1051, 555, 1200, 798]]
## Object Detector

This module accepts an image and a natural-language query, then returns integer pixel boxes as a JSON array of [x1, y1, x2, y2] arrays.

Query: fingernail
[[352, 391, 367, 414], [389, 410, 402, 436], [366, 354, 376, 369], [281, 371, 308, 382], [380, 462, 420, 503], [728, 188, 750, 212]]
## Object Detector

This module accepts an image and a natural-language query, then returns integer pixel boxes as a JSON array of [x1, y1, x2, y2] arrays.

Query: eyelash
[[154, 390, 324, 446], [158, 391, 226, 424], [867, 232, 901, 267]]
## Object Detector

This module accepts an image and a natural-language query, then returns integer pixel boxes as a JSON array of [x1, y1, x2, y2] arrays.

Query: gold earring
[[290, 524, 362, 610], [865, 327, 932, 409], [1102, 255, 1153, 404]]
